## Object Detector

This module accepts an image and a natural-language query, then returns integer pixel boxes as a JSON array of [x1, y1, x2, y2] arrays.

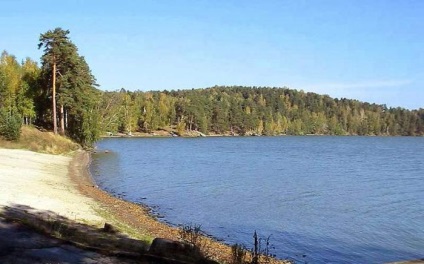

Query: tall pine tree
[[38, 28, 100, 146]]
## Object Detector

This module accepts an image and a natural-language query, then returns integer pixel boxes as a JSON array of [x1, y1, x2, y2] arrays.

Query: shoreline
[[0, 148, 230, 262], [100, 133, 421, 139], [68, 150, 180, 239], [0, 147, 284, 263], [70, 150, 234, 262], [0, 148, 421, 263]]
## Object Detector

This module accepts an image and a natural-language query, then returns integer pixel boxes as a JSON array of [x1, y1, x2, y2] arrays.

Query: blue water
[[91, 137, 424, 263]]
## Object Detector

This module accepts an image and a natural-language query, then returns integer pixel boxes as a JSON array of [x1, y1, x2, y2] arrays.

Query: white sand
[[0, 148, 104, 225]]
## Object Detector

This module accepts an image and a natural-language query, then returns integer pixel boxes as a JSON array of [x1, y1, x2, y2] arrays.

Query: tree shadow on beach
[[0, 204, 158, 263], [0, 204, 219, 264]]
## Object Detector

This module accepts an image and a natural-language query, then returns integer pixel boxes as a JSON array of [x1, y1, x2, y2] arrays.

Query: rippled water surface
[[91, 136, 424, 263]]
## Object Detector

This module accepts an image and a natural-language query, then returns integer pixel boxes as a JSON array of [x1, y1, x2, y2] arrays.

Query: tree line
[[1, 28, 423, 146], [100, 86, 424, 137]]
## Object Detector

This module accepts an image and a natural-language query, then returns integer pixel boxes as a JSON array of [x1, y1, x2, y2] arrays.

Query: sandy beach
[[0, 148, 176, 237], [0, 148, 104, 225]]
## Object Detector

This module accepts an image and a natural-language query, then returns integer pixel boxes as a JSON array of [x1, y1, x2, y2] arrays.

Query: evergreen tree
[[38, 28, 75, 134], [38, 28, 101, 146]]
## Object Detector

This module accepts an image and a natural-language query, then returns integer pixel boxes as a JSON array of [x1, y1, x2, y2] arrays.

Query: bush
[[0, 109, 22, 141], [231, 232, 283, 264], [179, 223, 203, 247], [178, 223, 215, 261], [232, 243, 247, 264]]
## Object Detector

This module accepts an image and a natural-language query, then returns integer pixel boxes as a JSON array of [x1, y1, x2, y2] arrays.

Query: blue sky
[[1, 0, 423, 109]]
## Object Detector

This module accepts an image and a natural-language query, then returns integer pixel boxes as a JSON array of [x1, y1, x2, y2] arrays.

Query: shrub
[[179, 223, 203, 246], [232, 231, 283, 264], [0, 109, 22, 141], [178, 223, 214, 261], [232, 243, 247, 264]]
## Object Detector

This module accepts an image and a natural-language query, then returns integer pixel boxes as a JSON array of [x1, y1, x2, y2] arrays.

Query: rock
[[148, 238, 202, 262], [102, 223, 117, 233]]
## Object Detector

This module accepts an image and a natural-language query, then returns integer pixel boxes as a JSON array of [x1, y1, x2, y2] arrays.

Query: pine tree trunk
[[52, 60, 58, 134], [60, 104, 65, 134]]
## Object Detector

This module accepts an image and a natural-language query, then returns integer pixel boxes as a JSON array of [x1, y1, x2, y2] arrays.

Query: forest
[[1, 28, 423, 146], [99, 87, 424, 136]]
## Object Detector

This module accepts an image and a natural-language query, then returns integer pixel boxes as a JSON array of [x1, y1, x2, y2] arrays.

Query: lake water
[[91, 136, 424, 263]]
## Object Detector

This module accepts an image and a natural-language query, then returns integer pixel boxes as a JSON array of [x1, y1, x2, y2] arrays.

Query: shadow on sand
[[0, 204, 214, 264]]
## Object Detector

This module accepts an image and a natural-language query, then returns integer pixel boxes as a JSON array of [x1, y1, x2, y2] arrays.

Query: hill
[[99, 86, 424, 137]]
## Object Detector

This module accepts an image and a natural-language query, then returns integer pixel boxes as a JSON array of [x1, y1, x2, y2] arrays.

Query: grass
[[93, 205, 154, 245], [0, 126, 80, 154]]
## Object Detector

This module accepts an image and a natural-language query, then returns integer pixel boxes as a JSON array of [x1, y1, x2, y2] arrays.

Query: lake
[[91, 136, 424, 263]]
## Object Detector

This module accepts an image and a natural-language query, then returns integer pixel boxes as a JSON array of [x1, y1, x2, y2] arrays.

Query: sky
[[1, 0, 423, 109]]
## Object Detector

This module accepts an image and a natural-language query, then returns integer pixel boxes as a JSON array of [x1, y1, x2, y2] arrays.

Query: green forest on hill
[[1, 28, 423, 146], [98, 87, 424, 137]]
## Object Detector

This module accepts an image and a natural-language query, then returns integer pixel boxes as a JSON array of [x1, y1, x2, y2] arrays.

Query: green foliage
[[98, 86, 424, 137], [38, 28, 101, 146], [0, 51, 35, 141], [0, 108, 22, 141], [0, 51, 37, 124], [98, 91, 123, 133]]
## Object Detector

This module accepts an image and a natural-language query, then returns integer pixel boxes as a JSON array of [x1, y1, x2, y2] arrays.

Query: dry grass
[[0, 126, 80, 154]]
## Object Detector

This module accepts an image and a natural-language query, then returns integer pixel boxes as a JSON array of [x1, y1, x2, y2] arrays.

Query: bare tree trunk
[[60, 104, 65, 134], [52, 60, 58, 134], [65, 109, 68, 129]]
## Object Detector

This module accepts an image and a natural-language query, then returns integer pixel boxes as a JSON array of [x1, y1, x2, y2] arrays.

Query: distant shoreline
[[100, 132, 420, 139]]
